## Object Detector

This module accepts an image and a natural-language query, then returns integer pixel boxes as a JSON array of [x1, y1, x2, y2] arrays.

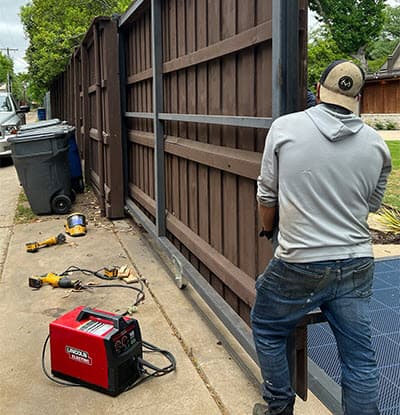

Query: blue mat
[[308, 258, 400, 415]]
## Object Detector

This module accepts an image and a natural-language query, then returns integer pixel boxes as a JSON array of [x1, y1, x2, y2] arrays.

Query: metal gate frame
[[120, 0, 323, 403]]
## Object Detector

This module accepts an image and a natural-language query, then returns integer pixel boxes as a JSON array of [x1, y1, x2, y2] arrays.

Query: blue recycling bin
[[68, 132, 84, 193], [37, 107, 46, 121]]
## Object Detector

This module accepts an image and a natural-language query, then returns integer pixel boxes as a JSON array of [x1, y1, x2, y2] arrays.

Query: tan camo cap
[[319, 60, 365, 113]]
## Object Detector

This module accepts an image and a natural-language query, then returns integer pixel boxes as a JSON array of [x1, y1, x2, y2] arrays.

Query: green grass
[[383, 141, 400, 209], [14, 191, 37, 224]]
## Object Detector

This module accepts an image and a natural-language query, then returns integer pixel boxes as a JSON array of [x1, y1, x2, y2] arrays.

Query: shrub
[[385, 121, 397, 130], [374, 121, 385, 130], [377, 206, 400, 234]]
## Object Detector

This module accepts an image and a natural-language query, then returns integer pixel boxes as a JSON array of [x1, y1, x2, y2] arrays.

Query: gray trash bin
[[19, 119, 84, 193], [8, 125, 74, 215]]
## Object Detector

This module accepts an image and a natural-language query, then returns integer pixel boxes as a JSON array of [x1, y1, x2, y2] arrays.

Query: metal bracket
[[171, 255, 187, 289], [102, 131, 110, 144]]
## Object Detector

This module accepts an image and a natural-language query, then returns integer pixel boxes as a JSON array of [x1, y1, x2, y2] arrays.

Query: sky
[[1, 0, 400, 74], [0, 0, 29, 73]]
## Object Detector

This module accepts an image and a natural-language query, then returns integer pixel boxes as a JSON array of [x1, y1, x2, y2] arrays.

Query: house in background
[[361, 42, 400, 129]]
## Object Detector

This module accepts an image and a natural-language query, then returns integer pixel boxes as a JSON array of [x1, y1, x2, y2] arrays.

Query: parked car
[[0, 91, 30, 162]]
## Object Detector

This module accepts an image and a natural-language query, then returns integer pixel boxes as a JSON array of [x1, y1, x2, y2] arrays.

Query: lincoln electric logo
[[65, 346, 93, 365]]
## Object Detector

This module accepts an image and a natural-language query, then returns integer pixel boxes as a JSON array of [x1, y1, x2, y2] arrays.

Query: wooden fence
[[362, 76, 400, 114]]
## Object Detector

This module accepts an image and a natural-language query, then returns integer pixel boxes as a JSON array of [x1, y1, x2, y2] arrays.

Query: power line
[[0, 47, 18, 58]]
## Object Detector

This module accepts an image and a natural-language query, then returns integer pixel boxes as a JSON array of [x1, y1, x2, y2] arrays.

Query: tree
[[309, 0, 386, 70], [12, 73, 31, 104], [308, 27, 352, 89], [382, 4, 400, 39], [367, 5, 400, 71], [20, 0, 132, 102], [0, 53, 13, 87]]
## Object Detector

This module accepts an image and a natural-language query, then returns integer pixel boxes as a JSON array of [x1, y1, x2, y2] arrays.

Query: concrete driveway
[[0, 162, 331, 415]]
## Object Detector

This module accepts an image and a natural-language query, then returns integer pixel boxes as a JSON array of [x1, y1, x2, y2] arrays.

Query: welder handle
[[76, 307, 127, 330]]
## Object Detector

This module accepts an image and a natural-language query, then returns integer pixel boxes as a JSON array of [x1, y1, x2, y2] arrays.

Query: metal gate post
[[272, 0, 303, 397], [272, 0, 300, 119], [272, 2, 333, 407], [151, 0, 166, 237], [118, 27, 129, 205]]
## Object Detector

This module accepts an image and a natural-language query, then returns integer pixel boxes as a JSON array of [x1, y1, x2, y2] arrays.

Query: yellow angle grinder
[[65, 213, 87, 237]]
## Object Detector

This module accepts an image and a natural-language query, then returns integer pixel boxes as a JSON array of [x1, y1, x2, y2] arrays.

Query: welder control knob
[[114, 340, 122, 353]]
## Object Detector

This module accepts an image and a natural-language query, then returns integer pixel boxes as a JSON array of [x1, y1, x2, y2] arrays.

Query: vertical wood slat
[[93, 23, 105, 214], [81, 45, 90, 186]]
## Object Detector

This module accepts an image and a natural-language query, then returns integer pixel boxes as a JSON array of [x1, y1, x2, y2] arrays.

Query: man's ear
[[316, 83, 321, 103]]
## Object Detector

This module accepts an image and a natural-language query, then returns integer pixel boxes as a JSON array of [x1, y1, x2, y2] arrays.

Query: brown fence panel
[[81, 17, 124, 218], [121, 0, 306, 324], [50, 17, 124, 218], [362, 78, 400, 114]]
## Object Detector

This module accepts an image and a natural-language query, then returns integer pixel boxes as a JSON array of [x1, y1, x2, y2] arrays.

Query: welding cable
[[60, 265, 118, 281], [124, 340, 177, 391], [141, 340, 177, 376], [41, 335, 81, 387], [58, 265, 146, 311], [82, 283, 145, 309]]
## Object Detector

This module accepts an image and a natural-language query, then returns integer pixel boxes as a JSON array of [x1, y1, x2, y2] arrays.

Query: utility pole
[[0, 47, 18, 93]]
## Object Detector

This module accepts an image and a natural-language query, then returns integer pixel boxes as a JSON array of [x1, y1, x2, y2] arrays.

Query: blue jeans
[[251, 257, 379, 415]]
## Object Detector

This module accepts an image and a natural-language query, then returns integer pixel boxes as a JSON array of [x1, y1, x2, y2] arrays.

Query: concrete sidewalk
[[0, 164, 330, 415]]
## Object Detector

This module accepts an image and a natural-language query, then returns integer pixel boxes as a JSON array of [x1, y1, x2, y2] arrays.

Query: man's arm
[[368, 164, 392, 212], [258, 204, 277, 232], [257, 123, 279, 238]]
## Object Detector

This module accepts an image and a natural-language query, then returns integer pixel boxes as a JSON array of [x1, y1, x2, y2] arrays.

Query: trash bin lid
[[9, 125, 75, 143], [19, 118, 61, 132]]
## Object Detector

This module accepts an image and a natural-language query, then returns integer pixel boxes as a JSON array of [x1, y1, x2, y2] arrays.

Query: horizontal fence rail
[[125, 112, 274, 129]]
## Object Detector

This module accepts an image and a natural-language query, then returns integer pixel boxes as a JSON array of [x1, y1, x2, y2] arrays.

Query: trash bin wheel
[[51, 195, 71, 214]]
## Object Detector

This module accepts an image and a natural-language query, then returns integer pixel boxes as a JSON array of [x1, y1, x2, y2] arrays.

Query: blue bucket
[[37, 107, 46, 121]]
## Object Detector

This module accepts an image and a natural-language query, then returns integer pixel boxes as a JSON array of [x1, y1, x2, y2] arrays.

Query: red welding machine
[[50, 306, 143, 396]]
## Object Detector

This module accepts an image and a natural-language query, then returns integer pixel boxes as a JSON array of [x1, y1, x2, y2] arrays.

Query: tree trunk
[[352, 46, 369, 72]]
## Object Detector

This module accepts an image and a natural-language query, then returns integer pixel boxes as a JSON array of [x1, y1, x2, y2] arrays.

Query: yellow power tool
[[28, 273, 81, 289], [26, 233, 66, 253], [65, 213, 87, 237]]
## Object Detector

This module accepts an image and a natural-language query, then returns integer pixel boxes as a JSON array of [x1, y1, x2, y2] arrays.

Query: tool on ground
[[49, 306, 143, 395], [117, 265, 140, 283], [46, 306, 176, 396], [103, 267, 119, 278], [26, 233, 66, 253], [98, 265, 140, 283], [99, 265, 140, 282], [29, 272, 81, 289], [65, 213, 87, 236]]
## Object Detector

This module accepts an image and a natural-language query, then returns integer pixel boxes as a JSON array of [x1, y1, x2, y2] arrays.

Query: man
[[251, 60, 392, 415]]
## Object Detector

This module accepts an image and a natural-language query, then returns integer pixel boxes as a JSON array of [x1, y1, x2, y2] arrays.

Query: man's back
[[257, 103, 391, 262]]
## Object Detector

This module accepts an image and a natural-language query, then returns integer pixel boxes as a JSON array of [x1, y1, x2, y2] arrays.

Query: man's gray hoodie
[[257, 104, 392, 262]]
